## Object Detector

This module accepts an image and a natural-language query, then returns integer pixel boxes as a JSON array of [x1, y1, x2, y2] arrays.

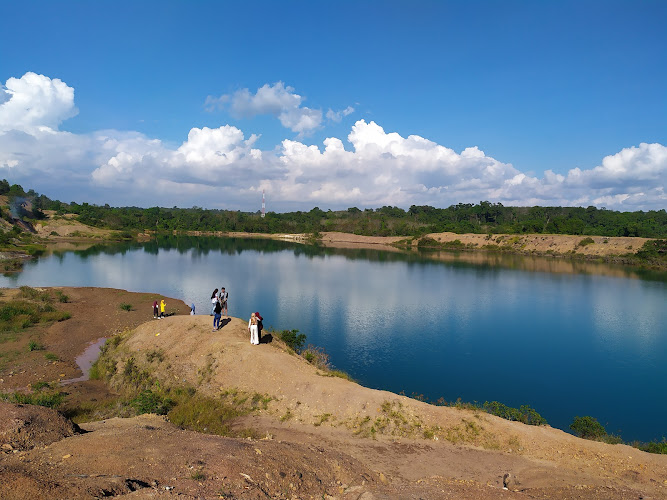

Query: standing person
[[159, 299, 166, 319], [190, 303, 196, 315], [210, 288, 218, 315], [248, 312, 259, 345], [152, 300, 159, 319], [213, 300, 222, 331], [219, 287, 229, 318], [255, 311, 263, 343]]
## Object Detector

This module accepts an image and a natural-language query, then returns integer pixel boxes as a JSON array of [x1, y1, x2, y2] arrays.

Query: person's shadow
[[259, 330, 273, 344], [218, 318, 232, 329]]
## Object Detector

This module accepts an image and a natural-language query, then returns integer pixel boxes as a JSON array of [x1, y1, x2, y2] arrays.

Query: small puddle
[[61, 337, 107, 385]]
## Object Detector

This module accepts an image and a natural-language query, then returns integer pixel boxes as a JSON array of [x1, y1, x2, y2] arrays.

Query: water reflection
[[35, 234, 667, 283], [1, 235, 666, 442]]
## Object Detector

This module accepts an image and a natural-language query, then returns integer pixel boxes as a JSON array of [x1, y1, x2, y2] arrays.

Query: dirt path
[[1, 288, 665, 499]]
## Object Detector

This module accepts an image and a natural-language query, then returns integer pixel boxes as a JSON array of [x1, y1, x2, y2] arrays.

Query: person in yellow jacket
[[159, 299, 166, 319]]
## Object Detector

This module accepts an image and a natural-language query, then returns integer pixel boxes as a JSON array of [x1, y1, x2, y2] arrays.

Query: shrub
[[570, 415, 607, 439], [441, 239, 465, 249], [119, 303, 132, 311], [416, 236, 438, 248], [23, 244, 46, 256], [577, 237, 595, 247], [129, 389, 175, 415], [55, 290, 69, 303], [639, 439, 667, 454], [302, 345, 330, 370], [277, 329, 306, 353], [483, 401, 547, 426]]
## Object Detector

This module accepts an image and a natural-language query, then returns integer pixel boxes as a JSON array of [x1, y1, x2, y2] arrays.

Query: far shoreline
[[25, 213, 667, 273]]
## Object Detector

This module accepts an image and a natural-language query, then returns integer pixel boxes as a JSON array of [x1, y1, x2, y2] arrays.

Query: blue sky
[[1, 0, 665, 211]]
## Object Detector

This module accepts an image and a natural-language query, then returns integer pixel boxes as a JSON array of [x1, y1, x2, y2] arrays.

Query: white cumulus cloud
[[0, 72, 665, 212], [326, 106, 355, 122], [206, 82, 324, 136], [0, 72, 78, 132]]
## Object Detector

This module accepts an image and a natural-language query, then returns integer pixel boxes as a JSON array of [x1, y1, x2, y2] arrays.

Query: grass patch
[[318, 368, 355, 381], [0, 298, 70, 333], [129, 389, 175, 415], [0, 390, 65, 408], [55, 290, 69, 303], [28, 340, 44, 351], [146, 349, 165, 363], [190, 469, 206, 481], [314, 413, 332, 426], [18, 286, 52, 302], [44, 352, 59, 361], [63, 397, 124, 423], [119, 302, 132, 311], [168, 393, 242, 436], [280, 409, 293, 422], [0, 350, 19, 370]]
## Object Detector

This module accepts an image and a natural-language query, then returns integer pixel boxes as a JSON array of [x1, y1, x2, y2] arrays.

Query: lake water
[[2, 236, 666, 442]]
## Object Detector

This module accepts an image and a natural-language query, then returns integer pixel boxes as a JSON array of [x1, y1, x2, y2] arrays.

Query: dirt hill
[[0, 288, 665, 499]]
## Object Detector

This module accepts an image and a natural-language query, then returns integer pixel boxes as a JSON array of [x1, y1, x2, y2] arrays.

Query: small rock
[[503, 473, 518, 491], [62, 454, 72, 459], [378, 473, 389, 485], [2, 444, 13, 451]]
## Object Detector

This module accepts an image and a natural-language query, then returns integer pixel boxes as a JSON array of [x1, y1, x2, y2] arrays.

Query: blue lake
[[2, 236, 666, 442]]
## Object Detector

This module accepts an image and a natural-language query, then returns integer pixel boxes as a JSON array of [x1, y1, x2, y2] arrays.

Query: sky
[[0, 0, 665, 212]]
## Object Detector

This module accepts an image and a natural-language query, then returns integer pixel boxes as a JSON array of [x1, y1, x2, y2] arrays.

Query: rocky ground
[[0, 287, 665, 499]]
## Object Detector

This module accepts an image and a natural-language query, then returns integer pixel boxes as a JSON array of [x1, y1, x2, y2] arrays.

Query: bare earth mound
[[1, 289, 666, 499], [0, 402, 82, 451]]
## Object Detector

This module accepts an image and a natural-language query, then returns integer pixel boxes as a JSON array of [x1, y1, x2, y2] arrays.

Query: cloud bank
[[1, 72, 665, 212]]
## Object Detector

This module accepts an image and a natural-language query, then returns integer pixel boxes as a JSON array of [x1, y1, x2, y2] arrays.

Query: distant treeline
[[2, 179, 666, 238]]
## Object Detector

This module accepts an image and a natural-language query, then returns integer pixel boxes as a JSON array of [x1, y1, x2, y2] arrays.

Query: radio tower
[[261, 190, 265, 218]]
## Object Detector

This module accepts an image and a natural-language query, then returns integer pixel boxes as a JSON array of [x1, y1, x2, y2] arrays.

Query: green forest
[[2, 178, 667, 239]]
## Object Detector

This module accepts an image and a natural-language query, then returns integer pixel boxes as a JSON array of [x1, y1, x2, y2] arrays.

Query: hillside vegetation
[[4, 179, 665, 238], [1, 179, 666, 270]]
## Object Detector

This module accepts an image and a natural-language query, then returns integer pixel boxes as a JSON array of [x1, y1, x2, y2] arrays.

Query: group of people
[[152, 299, 166, 319], [209, 286, 264, 345], [152, 287, 260, 345], [210, 287, 229, 330]]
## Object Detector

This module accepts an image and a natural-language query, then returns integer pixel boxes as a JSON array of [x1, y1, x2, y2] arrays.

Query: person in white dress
[[248, 312, 259, 345]]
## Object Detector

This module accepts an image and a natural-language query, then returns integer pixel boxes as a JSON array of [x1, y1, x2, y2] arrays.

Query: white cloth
[[249, 323, 259, 345]]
